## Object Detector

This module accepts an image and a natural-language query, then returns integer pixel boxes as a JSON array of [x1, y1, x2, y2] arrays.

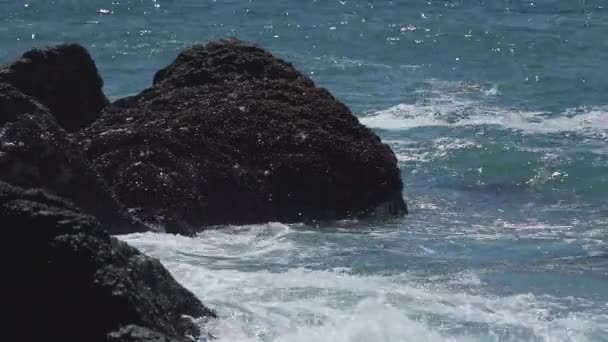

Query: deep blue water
[[2, 1, 607, 341]]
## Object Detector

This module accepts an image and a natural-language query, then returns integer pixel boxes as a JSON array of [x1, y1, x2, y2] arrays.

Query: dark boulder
[[0, 180, 216, 342], [0, 43, 108, 131], [0, 82, 144, 234], [78, 38, 407, 231]]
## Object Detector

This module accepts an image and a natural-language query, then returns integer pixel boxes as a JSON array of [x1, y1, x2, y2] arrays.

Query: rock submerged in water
[[78, 38, 407, 231], [0, 180, 215, 342]]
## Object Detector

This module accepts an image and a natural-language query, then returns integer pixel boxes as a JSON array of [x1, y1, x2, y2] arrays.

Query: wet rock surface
[[78, 38, 407, 231], [0, 181, 215, 342]]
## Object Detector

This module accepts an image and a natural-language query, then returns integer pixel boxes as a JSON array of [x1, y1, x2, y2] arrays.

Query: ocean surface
[[2, 1, 607, 341]]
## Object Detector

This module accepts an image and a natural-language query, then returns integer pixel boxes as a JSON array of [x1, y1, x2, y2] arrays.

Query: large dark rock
[[0, 43, 108, 131], [0, 82, 144, 234], [78, 38, 407, 231], [0, 180, 216, 342]]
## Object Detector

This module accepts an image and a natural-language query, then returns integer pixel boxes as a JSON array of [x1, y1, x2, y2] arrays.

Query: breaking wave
[[120, 224, 608, 342]]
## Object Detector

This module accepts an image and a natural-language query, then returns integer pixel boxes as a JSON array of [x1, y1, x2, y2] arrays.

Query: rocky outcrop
[[0, 38, 407, 341], [0, 180, 216, 342], [0, 82, 144, 234], [78, 38, 407, 231], [0, 44, 108, 131], [1, 40, 406, 233]]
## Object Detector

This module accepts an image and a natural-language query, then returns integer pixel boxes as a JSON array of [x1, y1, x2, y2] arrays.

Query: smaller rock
[[0, 44, 108, 131]]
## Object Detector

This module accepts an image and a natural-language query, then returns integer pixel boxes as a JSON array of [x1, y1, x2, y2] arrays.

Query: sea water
[[2, 1, 607, 340]]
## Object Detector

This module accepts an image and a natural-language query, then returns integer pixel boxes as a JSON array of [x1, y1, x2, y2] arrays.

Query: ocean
[[2, 0, 607, 340]]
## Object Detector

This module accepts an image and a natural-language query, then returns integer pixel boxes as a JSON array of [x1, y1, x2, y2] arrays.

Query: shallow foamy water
[[120, 219, 608, 342]]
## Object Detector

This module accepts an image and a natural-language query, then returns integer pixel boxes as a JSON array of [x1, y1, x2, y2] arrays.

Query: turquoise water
[[3, 1, 607, 340]]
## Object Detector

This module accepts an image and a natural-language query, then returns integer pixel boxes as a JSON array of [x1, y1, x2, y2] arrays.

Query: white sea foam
[[383, 137, 481, 165], [119, 225, 608, 342], [360, 94, 608, 137]]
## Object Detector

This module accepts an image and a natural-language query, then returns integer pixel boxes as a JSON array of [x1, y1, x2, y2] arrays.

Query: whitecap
[[359, 81, 608, 138]]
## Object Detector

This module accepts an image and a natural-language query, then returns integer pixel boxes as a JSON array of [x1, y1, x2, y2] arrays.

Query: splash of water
[[119, 224, 608, 342]]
